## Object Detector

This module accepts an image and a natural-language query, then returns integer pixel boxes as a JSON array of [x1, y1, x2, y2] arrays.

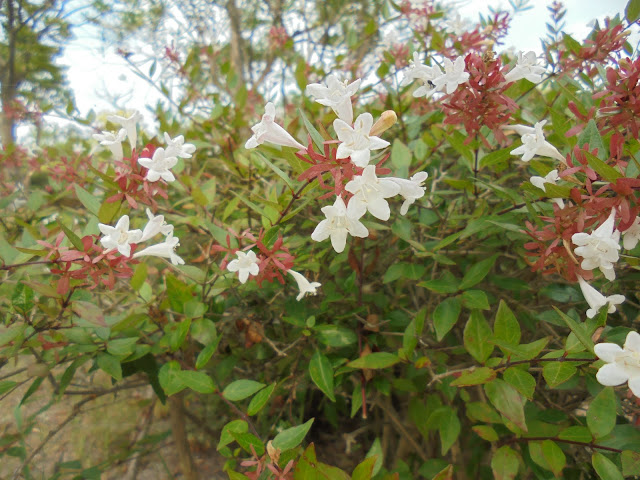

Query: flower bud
[[369, 110, 397, 137]]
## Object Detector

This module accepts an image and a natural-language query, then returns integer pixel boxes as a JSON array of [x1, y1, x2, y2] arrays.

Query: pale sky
[[34, 0, 635, 137]]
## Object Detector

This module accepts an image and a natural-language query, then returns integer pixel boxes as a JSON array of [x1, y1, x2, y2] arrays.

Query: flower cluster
[[594, 331, 640, 397]]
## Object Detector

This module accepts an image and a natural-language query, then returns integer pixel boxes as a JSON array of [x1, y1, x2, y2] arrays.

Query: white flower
[[504, 51, 546, 84], [594, 331, 640, 397], [132, 233, 185, 265], [577, 276, 625, 319], [311, 196, 369, 253], [387, 172, 429, 215], [306, 74, 361, 124], [227, 250, 260, 284], [623, 216, 640, 250], [140, 208, 174, 242], [530, 169, 564, 208], [245, 102, 305, 150], [98, 215, 143, 257], [107, 111, 142, 150], [400, 53, 441, 98], [345, 165, 402, 221], [334, 113, 390, 168], [572, 209, 621, 281], [443, 13, 466, 36], [93, 129, 127, 161], [432, 56, 469, 94], [164, 132, 196, 159], [507, 120, 566, 163], [138, 147, 178, 183], [288, 269, 321, 301]]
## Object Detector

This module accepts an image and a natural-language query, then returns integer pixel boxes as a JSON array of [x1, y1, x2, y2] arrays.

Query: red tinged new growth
[[213, 229, 295, 287], [441, 53, 518, 148], [107, 144, 168, 209], [296, 136, 391, 200], [37, 233, 135, 295], [595, 57, 640, 140], [524, 135, 640, 281]]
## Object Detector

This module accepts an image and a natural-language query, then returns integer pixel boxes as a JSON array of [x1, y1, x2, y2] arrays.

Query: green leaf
[[299, 108, 325, 151], [542, 361, 578, 388], [383, 262, 426, 284], [158, 361, 186, 396], [558, 426, 592, 443], [352, 456, 377, 480], [577, 119, 607, 160], [626, 0, 640, 22], [473, 425, 499, 442], [583, 151, 621, 182], [257, 153, 294, 190], [461, 290, 490, 310], [554, 307, 595, 354], [58, 221, 84, 250], [75, 185, 101, 216], [491, 446, 519, 480], [184, 300, 207, 319], [309, 350, 335, 402], [12, 282, 35, 313], [480, 148, 512, 169], [503, 368, 536, 400], [484, 379, 527, 432], [419, 271, 460, 293], [494, 300, 521, 346], [592, 452, 624, 480], [450, 367, 496, 387], [622, 450, 640, 476], [272, 418, 314, 451], [107, 337, 138, 357], [231, 431, 265, 456], [97, 353, 122, 381], [433, 296, 462, 341], [563, 33, 582, 56], [195, 342, 219, 370], [542, 440, 565, 477], [348, 352, 400, 369], [169, 318, 191, 351], [247, 382, 276, 416], [401, 308, 426, 358], [223, 380, 266, 401], [218, 420, 248, 450], [438, 407, 461, 455], [463, 310, 494, 363], [391, 139, 412, 177], [587, 387, 617, 439], [459, 255, 497, 290], [316, 325, 357, 347], [174, 370, 215, 394], [0, 380, 17, 395], [365, 438, 383, 477]]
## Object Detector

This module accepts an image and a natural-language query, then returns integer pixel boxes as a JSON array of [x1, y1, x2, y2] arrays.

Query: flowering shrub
[[2, 1, 640, 479]]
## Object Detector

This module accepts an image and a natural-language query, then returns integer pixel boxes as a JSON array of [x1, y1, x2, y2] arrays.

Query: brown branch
[[501, 436, 622, 453]]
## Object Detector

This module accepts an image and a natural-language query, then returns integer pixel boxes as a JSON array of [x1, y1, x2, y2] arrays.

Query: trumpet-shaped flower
[[432, 55, 469, 94], [334, 113, 390, 168], [288, 270, 321, 301], [443, 13, 466, 36], [164, 132, 196, 158], [577, 276, 625, 318], [140, 208, 174, 242], [572, 209, 621, 281], [107, 111, 143, 150], [345, 165, 401, 221], [245, 102, 305, 150], [311, 196, 369, 253], [306, 74, 361, 124], [93, 129, 127, 161], [387, 172, 429, 215], [507, 120, 566, 163], [98, 215, 143, 257], [227, 250, 260, 284], [594, 331, 640, 397], [530, 170, 564, 208], [400, 53, 442, 98], [138, 147, 178, 183], [504, 51, 546, 84], [622, 216, 640, 250], [132, 233, 185, 265]]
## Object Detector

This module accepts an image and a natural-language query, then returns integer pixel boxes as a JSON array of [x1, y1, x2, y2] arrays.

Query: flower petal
[[596, 363, 629, 386], [594, 342, 623, 363]]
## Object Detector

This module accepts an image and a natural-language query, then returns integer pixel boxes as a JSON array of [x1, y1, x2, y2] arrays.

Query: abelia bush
[[2, 1, 640, 479]]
